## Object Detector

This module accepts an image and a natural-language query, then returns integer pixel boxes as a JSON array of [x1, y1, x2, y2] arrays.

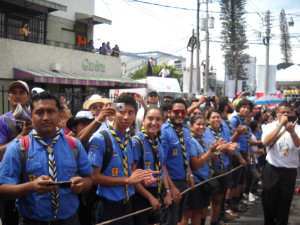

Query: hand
[[95, 102, 116, 123], [286, 119, 298, 134], [236, 125, 246, 135], [257, 148, 265, 155], [133, 93, 143, 102], [188, 177, 195, 189], [199, 95, 208, 105], [279, 114, 289, 126], [163, 192, 172, 208], [70, 176, 85, 193], [209, 140, 219, 153], [32, 175, 57, 194], [239, 158, 247, 166], [148, 196, 160, 211], [21, 120, 33, 136], [170, 186, 181, 203], [220, 142, 238, 153], [127, 169, 159, 185]]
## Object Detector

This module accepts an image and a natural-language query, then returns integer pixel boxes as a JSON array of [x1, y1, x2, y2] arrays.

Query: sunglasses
[[149, 94, 158, 97], [170, 109, 187, 116]]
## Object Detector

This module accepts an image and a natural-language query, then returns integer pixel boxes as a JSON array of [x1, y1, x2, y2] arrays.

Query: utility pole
[[204, 0, 209, 95], [196, 0, 201, 95], [263, 10, 271, 95], [187, 29, 197, 97]]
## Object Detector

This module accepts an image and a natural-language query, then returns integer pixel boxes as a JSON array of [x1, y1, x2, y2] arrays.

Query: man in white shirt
[[261, 102, 300, 225], [159, 65, 170, 78]]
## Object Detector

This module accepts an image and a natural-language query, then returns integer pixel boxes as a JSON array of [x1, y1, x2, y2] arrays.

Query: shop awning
[[14, 68, 147, 88], [75, 13, 112, 25], [25, 0, 67, 12]]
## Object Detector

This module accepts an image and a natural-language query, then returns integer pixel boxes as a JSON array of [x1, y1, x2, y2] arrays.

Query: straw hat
[[83, 94, 110, 110]]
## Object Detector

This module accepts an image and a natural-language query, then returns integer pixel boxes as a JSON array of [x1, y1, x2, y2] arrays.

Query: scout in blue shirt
[[0, 91, 93, 224], [160, 98, 195, 225], [181, 114, 221, 225], [132, 107, 172, 225], [88, 93, 158, 225]]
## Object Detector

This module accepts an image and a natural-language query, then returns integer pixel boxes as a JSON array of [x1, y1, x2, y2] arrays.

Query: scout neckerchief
[[237, 113, 251, 146], [141, 126, 162, 194], [167, 119, 189, 182], [222, 115, 234, 136], [109, 126, 130, 202], [33, 129, 60, 220], [208, 124, 224, 169], [190, 132, 214, 178]]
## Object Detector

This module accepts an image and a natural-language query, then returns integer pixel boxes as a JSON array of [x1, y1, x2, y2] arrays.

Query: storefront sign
[[82, 58, 105, 72]]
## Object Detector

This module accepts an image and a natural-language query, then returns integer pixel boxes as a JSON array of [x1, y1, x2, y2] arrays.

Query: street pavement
[[205, 167, 300, 225]]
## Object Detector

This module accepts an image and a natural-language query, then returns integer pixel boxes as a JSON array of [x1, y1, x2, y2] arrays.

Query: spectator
[[87, 40, 94, 52], [111, 44, 120, 57], [105, 42, 112, 56], [19, 23, 30, 41], [159, 65, 170, 78], [99, 42, 106, 55], [147, 57, 154, 76]]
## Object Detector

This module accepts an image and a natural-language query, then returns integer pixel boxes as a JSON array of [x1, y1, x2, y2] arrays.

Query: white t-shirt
[[160, 68, 170, 78], [262, 121, 300, 168]]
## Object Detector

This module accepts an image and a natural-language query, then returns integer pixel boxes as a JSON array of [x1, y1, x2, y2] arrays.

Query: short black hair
[[190, 114, 205, 125], [218, 97, 229, 112], [253, 110, 262, 121], [29, 91, 62, 111], [249, 120, 259, 132], [206, 109, 222, 120], [277, 101, 291, 110], [160, 100, 172, 112], [114, 93, 138, 115], [171, 98, 187, 110], [236, 99, 254, 112]]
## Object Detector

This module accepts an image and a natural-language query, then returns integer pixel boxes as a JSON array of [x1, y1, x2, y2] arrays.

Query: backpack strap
[[1, 114, 20, 141], [132, 135, 145, 170], [100, 130, 113, 172], [20, 135, 30, 183], [65, 135, 78, 159]]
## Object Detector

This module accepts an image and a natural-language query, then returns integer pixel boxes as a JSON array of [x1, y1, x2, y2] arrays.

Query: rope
[[96, 164, 244, 225]]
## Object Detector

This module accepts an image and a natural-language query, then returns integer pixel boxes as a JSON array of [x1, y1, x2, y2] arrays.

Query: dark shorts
[[229, 152, 248, 188], [212, 168, 229, 195], [19, 213, 80, 225], [132, 187, 161, 225], [184, 185, 210, 210]]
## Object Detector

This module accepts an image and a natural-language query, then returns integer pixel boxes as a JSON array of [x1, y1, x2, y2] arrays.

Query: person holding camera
[[0, 80, 33, 225], [88, 93, 159, 225], [261, 102, 300, 225]]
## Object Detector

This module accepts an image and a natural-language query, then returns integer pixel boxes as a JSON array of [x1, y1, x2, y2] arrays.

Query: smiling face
[[239, 105, 251, 117], [143, 108, 163, 137], [208, 111, 222, 130], [169, 103, 187, 126], [191, 118, 206, 137], [8, 86, 30, 110], [31, 99, 61, 138]]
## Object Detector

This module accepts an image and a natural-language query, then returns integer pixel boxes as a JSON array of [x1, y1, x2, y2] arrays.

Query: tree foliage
[[219, 0, 249, 81], [280, 9, 292, 63], [129, 63, 183, 81]]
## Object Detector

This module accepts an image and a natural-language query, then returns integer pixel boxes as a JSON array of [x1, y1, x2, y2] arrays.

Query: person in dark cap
[[0, 80, 33, 225]]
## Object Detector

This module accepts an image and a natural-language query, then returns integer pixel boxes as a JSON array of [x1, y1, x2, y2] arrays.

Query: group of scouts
[[0, 80, 299, 225]]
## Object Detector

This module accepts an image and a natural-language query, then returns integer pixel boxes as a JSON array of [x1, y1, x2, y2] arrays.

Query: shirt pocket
[[169, 140, 180, 158], [26, 160, 42, 182], [62, 160, 77, 179]]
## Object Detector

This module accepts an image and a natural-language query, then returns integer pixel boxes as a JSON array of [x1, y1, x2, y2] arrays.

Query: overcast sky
[[94, 0, 300, 79]]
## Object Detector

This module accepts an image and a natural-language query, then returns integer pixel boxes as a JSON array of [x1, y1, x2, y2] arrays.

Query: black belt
[[21, 216, 66, 225]]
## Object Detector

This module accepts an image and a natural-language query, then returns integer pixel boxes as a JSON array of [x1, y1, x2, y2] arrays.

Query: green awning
[[26, 0, 67, 12], [75, 13, 112, 25]]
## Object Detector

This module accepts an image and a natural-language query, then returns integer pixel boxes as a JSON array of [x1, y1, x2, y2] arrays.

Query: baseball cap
[[147, 89, 158, 96], [83, 94, 110, 110], [9, 80, 29, 94], [66, 110, 94, 132]]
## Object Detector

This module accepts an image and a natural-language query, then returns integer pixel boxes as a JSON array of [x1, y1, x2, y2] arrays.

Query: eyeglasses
[[279, 111, 291, 114], [170, 109, 187, 116], [149, 94, 158, 97]]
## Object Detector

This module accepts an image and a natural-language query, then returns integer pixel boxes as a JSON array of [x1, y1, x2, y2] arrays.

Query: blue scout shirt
[[132, 132, 165, 188], [230, 114, 250, 151], [0, 130, 93, 221], [190, 136, 211, 183], [160, 122, 191, 180], [203, 126, 231, 169], [88, 127, 135, 202]]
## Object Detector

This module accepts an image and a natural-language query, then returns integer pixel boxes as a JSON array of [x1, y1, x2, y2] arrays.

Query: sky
[[94, 0, 300, 80]]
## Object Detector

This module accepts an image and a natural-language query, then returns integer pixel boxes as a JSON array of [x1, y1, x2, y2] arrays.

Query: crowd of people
[[99, 42, 120, 57], [0, 80, 299, 225]]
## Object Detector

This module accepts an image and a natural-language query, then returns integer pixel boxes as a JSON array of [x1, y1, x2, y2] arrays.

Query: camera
[[111, 103, 125, 112], [207, 96, 215, 102]]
